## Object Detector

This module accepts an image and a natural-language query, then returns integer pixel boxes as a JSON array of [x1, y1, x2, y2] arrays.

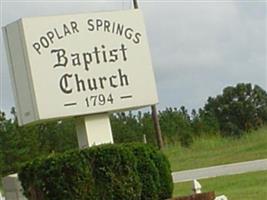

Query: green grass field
[[173, 171, 267, 200], [163, 126, 267, 171]]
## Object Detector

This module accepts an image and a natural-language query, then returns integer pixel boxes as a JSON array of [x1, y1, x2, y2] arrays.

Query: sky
[[0, 0, 266, 118]]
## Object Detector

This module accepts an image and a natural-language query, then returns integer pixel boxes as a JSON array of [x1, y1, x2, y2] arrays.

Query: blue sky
[[1, 0, 266, 117]]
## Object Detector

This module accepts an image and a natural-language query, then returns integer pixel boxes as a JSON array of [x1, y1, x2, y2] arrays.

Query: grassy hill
[[173, 171, 267, 199], [163, 126, 267, 171]]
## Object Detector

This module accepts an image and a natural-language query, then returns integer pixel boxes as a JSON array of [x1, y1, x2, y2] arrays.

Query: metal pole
[[133, 0, 139, 9], [132, 0, 164, 149], [151, 105, 164, 149]]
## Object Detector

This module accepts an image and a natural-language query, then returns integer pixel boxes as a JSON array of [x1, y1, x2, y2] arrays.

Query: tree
[[0, 108, 78, 176], [0, 111, 6, 175], [191, 109, 219, 136], [36, 119, 77, 153], [159, 107, 193, 147], [111, 112, 143, 143], [203, 83, 267, 136], [139, 112, 157, 146]]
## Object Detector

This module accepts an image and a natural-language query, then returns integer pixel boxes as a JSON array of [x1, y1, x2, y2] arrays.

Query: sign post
[[76, 113, 113, 148]]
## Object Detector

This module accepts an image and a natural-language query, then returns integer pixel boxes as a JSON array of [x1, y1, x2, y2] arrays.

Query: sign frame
[[3, 9, 158, 125]]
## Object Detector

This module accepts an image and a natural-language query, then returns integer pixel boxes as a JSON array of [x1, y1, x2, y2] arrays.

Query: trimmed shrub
[[19, 151, 95, 200], [150, 150, 174, 200], [127, 144, 160, 200], [125, 143, 173, 199], [19, 143, 173, 200], [82, 145, 141, 200]]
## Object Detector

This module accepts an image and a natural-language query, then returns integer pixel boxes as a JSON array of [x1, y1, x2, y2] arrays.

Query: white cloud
[[140, 1, 266, 110]]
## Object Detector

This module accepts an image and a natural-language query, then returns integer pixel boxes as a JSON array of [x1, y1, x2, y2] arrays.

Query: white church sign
[[3, 9, 158, 125]]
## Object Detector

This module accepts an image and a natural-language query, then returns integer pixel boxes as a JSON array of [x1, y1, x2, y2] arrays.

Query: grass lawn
[[173, 171, 267, 200], [163, 126, 267, 171]]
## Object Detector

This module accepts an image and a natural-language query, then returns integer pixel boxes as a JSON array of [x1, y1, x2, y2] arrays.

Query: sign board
[[3, 9, 158, 125]]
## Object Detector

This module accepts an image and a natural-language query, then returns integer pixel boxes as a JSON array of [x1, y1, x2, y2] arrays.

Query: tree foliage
[[0, 109, 77, 176], [203, 83, 267, 136], [159, 107, 193, 147], [110, 112, 143, 143], [0, 83, 266, 177]]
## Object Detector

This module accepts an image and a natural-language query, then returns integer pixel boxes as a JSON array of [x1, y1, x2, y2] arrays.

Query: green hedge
[[125, 144, 173, 200], [19, 143, 173, 200]]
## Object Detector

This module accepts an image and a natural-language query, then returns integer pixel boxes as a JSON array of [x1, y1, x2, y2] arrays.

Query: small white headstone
[[143, 134, 147, 144], [215, 195, 228, 200], [2, 174, 27, 200], [192, 179, 202, 194]]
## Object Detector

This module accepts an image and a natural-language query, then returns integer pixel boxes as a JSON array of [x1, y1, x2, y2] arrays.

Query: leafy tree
[[0, 108, 45, 175], [0, 111, 6, 175], [159, 107, 193, 147], [139, 112, 157, 146], [0, 108, 77, 176], [111, 112, 143, 143], [203, 83, 267, 136], [111, 111, 164, 147], [191, 108, 220, 137], [36, 119, 77, 154]]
